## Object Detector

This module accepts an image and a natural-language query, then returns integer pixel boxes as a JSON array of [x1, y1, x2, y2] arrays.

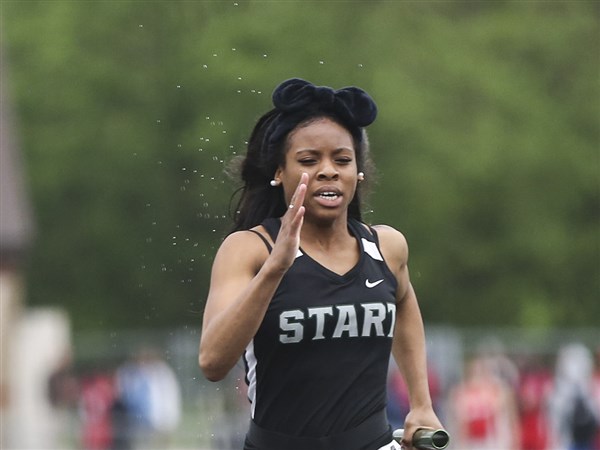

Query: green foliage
[[2, 1, 598, 330]]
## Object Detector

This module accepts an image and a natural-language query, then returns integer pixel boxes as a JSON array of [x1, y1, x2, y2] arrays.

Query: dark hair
[[228, 79, 378, 231]]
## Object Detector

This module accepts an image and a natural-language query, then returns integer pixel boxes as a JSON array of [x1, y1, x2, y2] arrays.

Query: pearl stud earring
[[270, 180, 279, 187], [357, 172, 365, 181]]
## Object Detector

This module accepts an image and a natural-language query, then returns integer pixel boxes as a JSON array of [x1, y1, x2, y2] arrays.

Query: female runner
[[199, 78, 443, 450]]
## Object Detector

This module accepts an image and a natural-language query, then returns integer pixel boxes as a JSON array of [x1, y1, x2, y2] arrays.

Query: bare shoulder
[[372, 224, 407, 242], [371, 224, 409, 269], [213, 227, 271, 274]]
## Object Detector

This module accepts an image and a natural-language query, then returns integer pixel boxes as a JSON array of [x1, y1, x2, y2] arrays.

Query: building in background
[[0, 48, 34, 448], [1, 49, 74, 449]]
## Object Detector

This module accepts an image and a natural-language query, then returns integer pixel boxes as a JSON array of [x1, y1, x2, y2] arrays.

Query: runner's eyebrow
[[294, 147, 355, 155]]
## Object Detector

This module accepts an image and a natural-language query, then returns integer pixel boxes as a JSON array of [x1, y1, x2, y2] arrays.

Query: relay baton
[[392, 428, 450, 450]]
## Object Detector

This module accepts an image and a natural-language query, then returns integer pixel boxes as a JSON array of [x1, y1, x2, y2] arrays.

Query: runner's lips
[[313, 187, 342, 197], [312, 187, 344, 207]]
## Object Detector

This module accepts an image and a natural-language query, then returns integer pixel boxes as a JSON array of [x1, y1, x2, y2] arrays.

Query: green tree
[[2, 0, 598, 330]]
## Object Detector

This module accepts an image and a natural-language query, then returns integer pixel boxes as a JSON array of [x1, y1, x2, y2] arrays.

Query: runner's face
[[275, 117, 359, 221]]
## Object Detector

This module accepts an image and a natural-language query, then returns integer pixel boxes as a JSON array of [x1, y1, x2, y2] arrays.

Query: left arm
[[375, 225, 444, 446]]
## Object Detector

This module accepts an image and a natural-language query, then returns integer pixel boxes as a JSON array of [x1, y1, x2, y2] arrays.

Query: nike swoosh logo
[[365, 279, 384, 288]]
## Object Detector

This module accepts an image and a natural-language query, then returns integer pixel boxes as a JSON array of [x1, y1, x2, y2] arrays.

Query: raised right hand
[[268, 172, 308, 273]]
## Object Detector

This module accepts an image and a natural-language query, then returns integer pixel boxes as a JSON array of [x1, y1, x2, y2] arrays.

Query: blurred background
[[1, 1, 598, 449]]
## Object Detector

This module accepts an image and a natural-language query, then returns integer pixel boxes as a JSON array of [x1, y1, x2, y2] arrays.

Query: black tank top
[[243, 218, 398, 438]]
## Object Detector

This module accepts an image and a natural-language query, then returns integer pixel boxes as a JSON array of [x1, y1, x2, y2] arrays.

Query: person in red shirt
[[449, 355, 520, 450], [518, 357, 553, 450]]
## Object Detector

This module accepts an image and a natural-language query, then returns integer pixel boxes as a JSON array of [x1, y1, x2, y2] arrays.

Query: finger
[[287, 200, 305, 236], [288, 173, 308, 210], [292, 183, 307, 209]]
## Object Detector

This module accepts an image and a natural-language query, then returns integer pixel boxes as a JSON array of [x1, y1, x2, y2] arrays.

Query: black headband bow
[[259, 78, 377, 173], [272, 78, 378, 128]]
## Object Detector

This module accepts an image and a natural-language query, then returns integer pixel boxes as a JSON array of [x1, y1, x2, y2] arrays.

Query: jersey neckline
[[293, 218, 368, 284]]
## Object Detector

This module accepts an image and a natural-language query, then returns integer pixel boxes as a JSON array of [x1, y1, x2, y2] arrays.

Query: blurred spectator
[[448, 355, 520, 450], [47, 353, 80, 447], [518, 356, 553, 450], [47, 353, 80, 409], [79, 369, 116, 450], [115, 347, 182, 449], [110, 393, 131, 450], [548, 343, 599, 450]]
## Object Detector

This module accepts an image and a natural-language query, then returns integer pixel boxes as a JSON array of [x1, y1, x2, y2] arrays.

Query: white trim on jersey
[[377, 441, 402, 450], [245, 339, 258, 418], [361, 238, 384, 261]]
